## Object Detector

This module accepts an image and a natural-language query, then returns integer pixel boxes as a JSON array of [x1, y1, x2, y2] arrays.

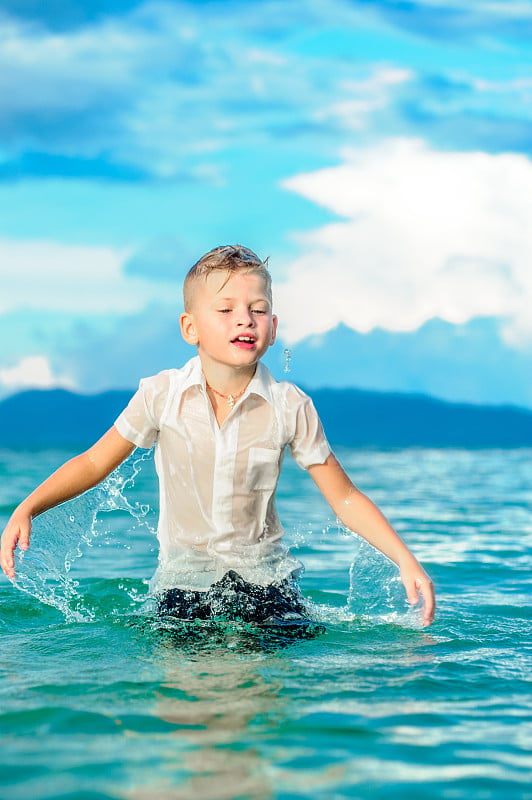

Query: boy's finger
[[19, 529, 30, 550], [418, 578, 435, 625], [407, 586, 419, 605], [403, 573, 435, 625], [1, 527, 28, 577], [401, 574, 419, 606], [1, 547, 15, 577]]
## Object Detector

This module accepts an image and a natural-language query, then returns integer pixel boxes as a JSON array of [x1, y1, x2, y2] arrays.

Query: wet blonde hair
[[183, 245, 272, 311]]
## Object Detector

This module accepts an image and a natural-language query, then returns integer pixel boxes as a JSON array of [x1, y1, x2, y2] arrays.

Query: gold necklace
[[206, 381, 248, 409]]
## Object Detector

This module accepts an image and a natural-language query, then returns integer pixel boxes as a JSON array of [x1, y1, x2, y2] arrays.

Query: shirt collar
[[245, 360, 274, 405], [181, 356, 206, 393], [181, 356, 274, 405]]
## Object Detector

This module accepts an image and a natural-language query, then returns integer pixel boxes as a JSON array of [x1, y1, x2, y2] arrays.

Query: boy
[[1, 246, 435, 627]]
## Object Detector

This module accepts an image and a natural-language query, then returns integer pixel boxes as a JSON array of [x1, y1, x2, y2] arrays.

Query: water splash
[[12, 449, 156, 622], [283, 348, 292, 374], [346, 536, 421, 628], [10, 451, 421, 630], [281, 512, 423, 629]]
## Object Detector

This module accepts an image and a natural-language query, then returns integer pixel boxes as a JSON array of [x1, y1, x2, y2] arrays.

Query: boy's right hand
[[1, 509, 32, 579]]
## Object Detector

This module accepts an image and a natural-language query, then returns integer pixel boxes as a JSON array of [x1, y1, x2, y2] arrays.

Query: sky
[[2, 0, 532, 406]]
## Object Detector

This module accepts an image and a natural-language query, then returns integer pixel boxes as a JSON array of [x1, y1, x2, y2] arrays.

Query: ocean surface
[[0, 445, 531, 800]]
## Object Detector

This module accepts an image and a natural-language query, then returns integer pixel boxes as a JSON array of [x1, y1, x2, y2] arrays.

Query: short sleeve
[[114, 373, 168, 449], [288, 388, 331, 470]]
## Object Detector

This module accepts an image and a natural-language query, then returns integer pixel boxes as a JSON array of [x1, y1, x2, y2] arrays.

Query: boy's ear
[[180, 312, 199, 345], [270, 315, 278, 346]]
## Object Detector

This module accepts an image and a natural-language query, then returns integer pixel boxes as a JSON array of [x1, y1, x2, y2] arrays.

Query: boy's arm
[[308, 453, 435, 626], [1, 426, 135, 579]]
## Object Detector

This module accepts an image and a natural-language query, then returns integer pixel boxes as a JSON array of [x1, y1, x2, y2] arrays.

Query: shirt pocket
[[246, 447, 280, 491]]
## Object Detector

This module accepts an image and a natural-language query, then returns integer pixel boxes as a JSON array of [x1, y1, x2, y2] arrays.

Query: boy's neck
[[200, 359, 258, 427], [199, 358, 257, 396]]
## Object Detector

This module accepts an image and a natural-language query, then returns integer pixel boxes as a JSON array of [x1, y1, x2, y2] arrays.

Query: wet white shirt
[[114, 356, 331, 592]]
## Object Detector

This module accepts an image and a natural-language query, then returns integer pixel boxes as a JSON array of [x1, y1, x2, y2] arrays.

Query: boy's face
[[180, 270, 278, 373]]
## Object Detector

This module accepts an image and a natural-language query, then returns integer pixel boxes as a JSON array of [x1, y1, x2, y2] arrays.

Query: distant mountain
[[0, 389, 132, 448], [1, 386, 532, 449], [270, 317, 532, 409], [311, 388, 532, 447]]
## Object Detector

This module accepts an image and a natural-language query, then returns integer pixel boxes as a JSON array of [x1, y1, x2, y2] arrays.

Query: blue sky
[[2, 0, 532, 405]]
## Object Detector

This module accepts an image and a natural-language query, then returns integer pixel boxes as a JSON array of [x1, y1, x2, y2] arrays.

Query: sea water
[[0, 446, 531, 800]]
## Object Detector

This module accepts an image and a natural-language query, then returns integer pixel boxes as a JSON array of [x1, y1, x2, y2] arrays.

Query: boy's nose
[[236, 310, 255, 326]]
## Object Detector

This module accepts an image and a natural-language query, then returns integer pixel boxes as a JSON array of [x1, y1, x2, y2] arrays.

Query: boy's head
[[183, 245, 272, 312], [180, 244, 277, 368]]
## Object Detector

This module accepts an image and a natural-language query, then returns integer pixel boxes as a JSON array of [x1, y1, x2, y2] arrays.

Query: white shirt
[[114, 356, 331, 591]]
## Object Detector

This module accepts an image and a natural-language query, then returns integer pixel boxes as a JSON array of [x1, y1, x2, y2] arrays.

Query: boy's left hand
[[400, 560, 435, 626]]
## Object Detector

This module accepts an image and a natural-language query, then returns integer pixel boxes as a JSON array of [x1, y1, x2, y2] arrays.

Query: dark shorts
[[157, 569, 312, 628]]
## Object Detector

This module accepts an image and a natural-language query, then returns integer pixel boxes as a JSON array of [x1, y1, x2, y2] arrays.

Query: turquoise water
[[1, 446, 531, 799]]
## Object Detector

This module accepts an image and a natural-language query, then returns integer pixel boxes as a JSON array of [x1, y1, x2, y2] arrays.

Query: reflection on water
[[126, 630, 283, 800], [129, 617, 439, 800]]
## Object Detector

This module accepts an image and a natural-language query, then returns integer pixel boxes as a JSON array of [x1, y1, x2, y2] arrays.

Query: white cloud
[[0, 238, 180, 314], [0, 355, 75, 391], [277, 138, 532, 344], [315, 68, 413, 131]]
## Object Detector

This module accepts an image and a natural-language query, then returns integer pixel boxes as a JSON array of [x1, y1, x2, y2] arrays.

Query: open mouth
[[231, 335, 257, 348]]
